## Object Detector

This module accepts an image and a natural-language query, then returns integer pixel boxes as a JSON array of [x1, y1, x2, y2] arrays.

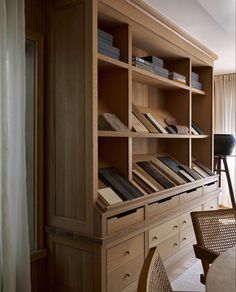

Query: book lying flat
[[158, 156, 191, 182], [98, 167, 144, 201], [132, 104, 158, 133], [179, 170, 195, 182], [180, 164, 202, 180], [144, 113, 168, 134], [98, 113, 129, 131], [98, 187, 123, 205], [151, 159, 186, 185], [193, 160, 215, 176], [192, 165, 208, 178], [137, 161, 175, 189], [132, 113, 149, 132], [133, 163, 164, 191], [132, 169, 159, 193]]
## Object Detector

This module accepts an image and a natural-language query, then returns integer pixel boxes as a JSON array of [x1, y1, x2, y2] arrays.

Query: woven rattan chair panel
[[138, 247, 172, 292], [191, 209, 236, 254]]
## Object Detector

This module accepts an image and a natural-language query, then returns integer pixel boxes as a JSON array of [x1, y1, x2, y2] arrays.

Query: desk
[[206, 246, 236, 292]]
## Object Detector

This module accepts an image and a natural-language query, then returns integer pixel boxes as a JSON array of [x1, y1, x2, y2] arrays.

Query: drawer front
[[120, 281, 138, 292], [149, 217, 179, 248], [180, 227, 195, 248], [203, 181, 218, 195], [179, 206, 202, 231], [147, 195, 179, 218], [203, 198, 218, 210], [107, 234, 144, 273], [158, 234, 180, 260], [179, 187, 202, 204], [107, 207, 144, 235], [107, 255, 144, 292]]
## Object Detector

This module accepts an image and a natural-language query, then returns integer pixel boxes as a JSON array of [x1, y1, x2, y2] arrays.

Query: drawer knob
[[183, 220, 187, 224], [152, 236, 158, 241], [183, 237, 187, 241], [173, 243, 178, 247], [125, 273, 132, 278], [125, 250, 131, 255], [173, 225, 178, 229]]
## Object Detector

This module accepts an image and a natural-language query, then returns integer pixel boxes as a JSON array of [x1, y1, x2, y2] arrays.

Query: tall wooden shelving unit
[[45, 0, 219, 291]]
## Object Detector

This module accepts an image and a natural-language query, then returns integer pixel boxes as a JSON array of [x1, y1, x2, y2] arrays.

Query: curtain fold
[[0, 0, 31, 291], [214, 73, 236, 207]]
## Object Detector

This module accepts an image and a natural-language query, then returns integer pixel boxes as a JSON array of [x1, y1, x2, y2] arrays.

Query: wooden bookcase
[[45, 0, 219, 291]]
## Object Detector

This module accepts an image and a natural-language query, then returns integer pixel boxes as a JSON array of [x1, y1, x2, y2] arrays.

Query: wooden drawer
[[180, 227, 195, 248], [107, 234, 144, 273], [107, 207, 144, 235], [149, 217, 179, 248], [203, 198, 218, 210], [147, 195, 179, 218], [179, 206, 202, 231], [179, 187, 202, 204], [158, 234, 180, 259], [203, 181, 218, 195], [107, 255, 144, 292]]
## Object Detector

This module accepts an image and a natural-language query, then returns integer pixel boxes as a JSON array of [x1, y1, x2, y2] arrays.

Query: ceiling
[[144, 0, 236, 75]]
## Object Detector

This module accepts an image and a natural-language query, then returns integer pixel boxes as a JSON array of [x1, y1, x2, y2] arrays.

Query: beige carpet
[[171, 261, 205, 291]]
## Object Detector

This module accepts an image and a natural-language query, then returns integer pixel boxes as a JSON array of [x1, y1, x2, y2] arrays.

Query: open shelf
[[191, 87, 206, 96], [98, 53, 129, 70], [132, 66, 190, 90], [98, 131, 208, 139]]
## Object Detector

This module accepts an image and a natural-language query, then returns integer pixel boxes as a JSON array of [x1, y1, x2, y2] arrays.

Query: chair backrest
[[191, 209, 236, 254], [137, 247, 172, 292]]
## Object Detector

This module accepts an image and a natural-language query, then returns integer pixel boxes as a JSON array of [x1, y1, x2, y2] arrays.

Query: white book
[[191, 126, 199, 135], [145, 113, 168, 134], [98, 187, 122, 205], [192, 166, 208, 178], [179, 169, 195, 182]]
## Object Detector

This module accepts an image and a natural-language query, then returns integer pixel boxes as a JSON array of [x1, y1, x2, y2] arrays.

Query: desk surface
[[206, 246, 236, 292]]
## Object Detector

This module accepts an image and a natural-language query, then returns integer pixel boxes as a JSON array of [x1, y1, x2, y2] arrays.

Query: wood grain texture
[[132, 113, 149, 132], [25, 0, 45, 33], [98, 187, 123, 205]]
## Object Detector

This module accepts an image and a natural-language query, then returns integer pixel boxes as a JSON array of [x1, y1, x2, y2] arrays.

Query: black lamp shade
[[214, 134, 236, 156]]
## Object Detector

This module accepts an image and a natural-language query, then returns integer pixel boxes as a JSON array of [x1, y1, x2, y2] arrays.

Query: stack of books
[[98, 29, 120, 60], [142, 56, 169, 78], [132, 57, 155, 73], [169, 72, 186, 84], [191, 72, 202, 90]]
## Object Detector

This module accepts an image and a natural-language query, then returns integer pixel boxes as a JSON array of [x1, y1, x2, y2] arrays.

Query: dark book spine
[[137, 161, 175, 189], [180, 164, 202, 180], [192, 122, 204, 135]]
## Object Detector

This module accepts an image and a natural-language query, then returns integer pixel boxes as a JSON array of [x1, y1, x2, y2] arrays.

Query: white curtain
[[214, 73, 236, 207], [0, 0, 31, 291]]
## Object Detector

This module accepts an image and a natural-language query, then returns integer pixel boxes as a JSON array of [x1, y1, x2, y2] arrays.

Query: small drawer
[[179, 187, 202, 204], [149, 217, 179, 248], [107, 234, 144, 273], [203, 181, 218, 195], [203, 198, 218, 210], [107, 255, 144, 292], [179, 206, 202, 231], [107, 207, 144, 235], [147, 195, 179, 218], [180, 227, 195, 248], [158, 233, 180, 259]]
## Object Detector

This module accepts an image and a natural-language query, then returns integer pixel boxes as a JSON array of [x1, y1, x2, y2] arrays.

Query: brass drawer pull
[[173, 243, 178, 247], [152, 236, 158, 241], [125, 273, 132, 278], [125, 250, 130, 255], [182, 220, 187, 224], [173, 225, 178, 229], [183, 237, 187, 241]]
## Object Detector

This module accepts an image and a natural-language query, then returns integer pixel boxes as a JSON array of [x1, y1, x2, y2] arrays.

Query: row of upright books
[[97, 155, 215, 207]]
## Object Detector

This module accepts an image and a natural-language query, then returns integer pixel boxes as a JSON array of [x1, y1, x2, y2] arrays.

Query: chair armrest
[[193, 244, 219, 263]]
